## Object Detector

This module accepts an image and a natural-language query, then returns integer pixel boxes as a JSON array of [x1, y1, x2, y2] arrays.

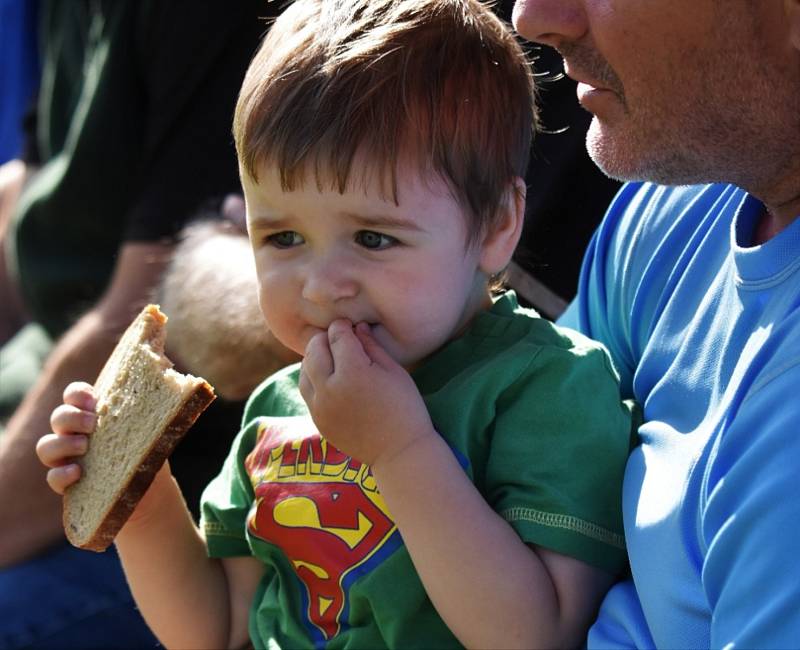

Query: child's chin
[[370, 327, 406, 362], [387, 345, 425, 372], [366, 326, 429, 370]]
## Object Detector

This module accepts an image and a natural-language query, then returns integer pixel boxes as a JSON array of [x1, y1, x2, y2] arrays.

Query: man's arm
[[705, 366, 800, 648], [0, 241, 173, 566], [0, 159, 29, 344]]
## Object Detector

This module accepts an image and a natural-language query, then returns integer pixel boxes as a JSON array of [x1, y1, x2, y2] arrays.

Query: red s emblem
[[245, 418, 398, 640]]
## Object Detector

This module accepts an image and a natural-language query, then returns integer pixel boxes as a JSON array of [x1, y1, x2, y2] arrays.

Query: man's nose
[[301, 255, 358, 305], [512, 0, 587, 48]]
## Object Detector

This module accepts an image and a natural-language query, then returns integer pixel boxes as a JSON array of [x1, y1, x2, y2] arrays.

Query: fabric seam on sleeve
[[501, 506, 626, 550]]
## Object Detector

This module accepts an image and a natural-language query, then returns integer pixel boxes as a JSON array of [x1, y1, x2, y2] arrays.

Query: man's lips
[[557, 52, 627, 114], [572, 76, 625, 115], [563, 60, 618, 93], [577, 81, 614, 100]]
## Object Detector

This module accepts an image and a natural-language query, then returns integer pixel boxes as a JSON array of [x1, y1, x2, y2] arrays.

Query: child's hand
[[299, 319, 436, 468], [36, 381, 97, 494]]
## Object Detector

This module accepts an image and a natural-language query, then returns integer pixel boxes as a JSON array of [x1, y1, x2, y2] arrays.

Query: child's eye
[[266, 231, 304, 248], [355, 230, 397, 250]]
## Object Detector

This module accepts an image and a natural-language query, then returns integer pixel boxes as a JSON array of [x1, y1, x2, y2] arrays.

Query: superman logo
[[245, 418, 399, 641]]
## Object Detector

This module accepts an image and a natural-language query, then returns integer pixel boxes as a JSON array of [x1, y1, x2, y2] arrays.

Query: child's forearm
[[114, 465, 234, 649], [372, 432, 573, 650]]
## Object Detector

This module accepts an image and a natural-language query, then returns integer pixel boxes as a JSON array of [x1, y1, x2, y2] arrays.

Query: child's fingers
[[353, 322, 396, 368], [298, 364, 315, 407], [303, 330, 334, 381], [50, 403, 97, 435], [45, 464, 82, 495], [300, 331, 333, 407], [327, 319, 369, 372], [36, 433, 89, 468], [63, 381, 97, 410]]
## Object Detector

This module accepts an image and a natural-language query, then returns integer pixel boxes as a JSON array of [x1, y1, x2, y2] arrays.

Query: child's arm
[[113, 466, 264, 650], [366, 431, 615, 649], [300, 321, 615, 649], [38, 382, 263, 650]]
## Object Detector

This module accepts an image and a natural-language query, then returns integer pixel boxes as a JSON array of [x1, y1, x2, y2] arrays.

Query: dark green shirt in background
[[7, 0, 266, 337]]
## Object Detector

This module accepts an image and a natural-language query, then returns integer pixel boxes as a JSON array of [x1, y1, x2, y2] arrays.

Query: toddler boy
[[39, 1, 633, 647]]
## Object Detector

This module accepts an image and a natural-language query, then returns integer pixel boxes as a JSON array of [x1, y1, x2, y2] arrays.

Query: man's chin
[[585, 121, 640, 182], [586, 121, 711, 186]]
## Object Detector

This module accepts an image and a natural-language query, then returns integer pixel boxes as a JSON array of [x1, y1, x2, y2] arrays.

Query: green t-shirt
[[201, 291, 633, 649]]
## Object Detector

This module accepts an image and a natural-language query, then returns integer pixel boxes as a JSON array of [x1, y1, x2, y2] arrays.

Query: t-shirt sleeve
[[559, 181, 649, 398], [485, 341, 635, 574], [200, 364, 306, 558], [200, 418, 259, 558], [702, 362, 800, 648], [123, 0, 270, 241]]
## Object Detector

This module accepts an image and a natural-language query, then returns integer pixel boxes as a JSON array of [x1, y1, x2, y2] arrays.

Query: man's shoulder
[[596, 181, 745, 271]]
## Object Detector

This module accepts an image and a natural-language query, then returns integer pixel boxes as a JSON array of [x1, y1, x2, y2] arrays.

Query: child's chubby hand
[[37, 381, 97, 495], [299, 319, 436, 469], [38, 381, 175, 527]]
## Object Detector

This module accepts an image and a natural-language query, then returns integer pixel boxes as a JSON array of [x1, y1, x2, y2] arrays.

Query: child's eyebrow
[[247, 211, 423, 232], [247, 214, 293, 230], [345, 212, 423, 231]]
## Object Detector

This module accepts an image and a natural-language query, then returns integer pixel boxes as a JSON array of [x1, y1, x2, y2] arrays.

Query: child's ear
[[479, 177, 526, 275]]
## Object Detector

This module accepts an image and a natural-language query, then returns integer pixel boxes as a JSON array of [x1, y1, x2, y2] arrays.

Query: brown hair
[[234, 0, 535, 245]]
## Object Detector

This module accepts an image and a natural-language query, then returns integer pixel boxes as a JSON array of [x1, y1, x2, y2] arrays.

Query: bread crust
[[67, 381, 215, 552]]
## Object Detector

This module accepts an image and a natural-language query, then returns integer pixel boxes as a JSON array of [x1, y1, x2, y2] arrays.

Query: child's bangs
[[234, 0, 535, 240]]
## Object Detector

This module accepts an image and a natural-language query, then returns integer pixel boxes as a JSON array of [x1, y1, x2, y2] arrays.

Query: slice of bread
[[63, 304, 216, 551]]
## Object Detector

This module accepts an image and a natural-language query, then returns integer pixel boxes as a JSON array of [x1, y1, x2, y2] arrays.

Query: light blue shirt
[[561, 182, 800, 649]]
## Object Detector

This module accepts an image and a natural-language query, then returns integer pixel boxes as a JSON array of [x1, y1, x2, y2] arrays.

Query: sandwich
[[63, 304, 215, 551]]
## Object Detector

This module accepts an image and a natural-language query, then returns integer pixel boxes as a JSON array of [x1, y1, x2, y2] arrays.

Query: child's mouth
[[356, 321, 380, 336]]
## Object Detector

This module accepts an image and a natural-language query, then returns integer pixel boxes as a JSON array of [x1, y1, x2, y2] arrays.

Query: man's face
[[242, 162, 492, 370], [513, 0, 797, 189]]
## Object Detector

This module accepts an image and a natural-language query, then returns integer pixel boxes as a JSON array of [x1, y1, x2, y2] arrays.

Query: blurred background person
[[0, 2, 287, 648]]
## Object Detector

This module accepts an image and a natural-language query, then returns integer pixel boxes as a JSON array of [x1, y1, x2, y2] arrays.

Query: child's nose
[[301, 256, 359, 305]]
